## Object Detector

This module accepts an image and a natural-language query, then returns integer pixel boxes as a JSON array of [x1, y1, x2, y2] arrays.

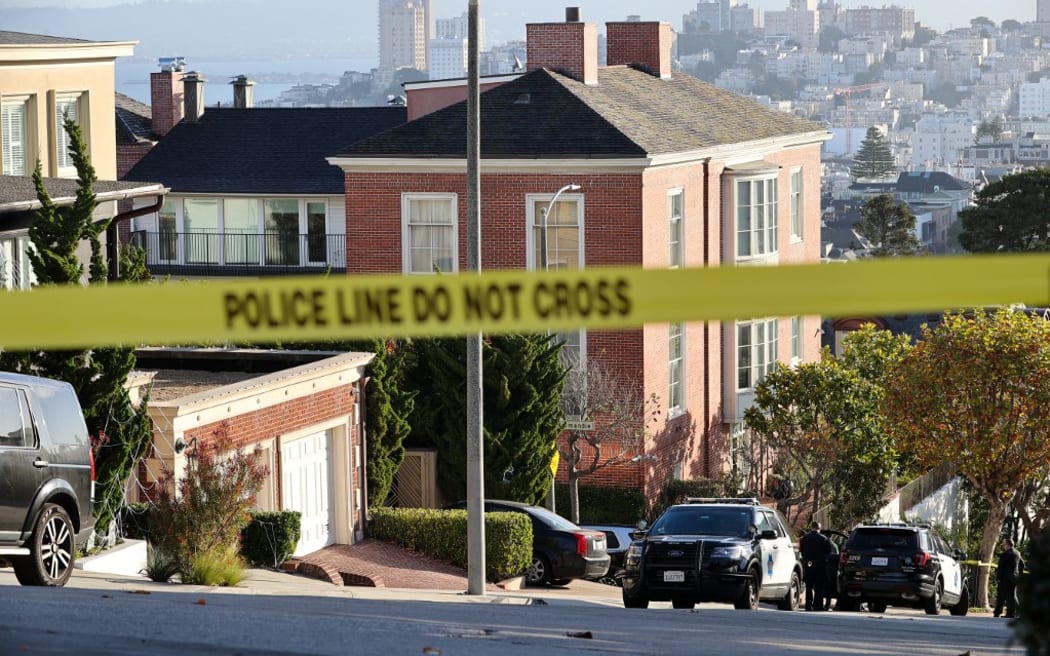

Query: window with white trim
[[790, 316, 803, 364], [53, 93, 85, 178], [737, 318, 778, 390], [790, 168, 803, 239], [669, 322, 684, 415], [528, 192, 584, 367], [402, 193, 457, 274], [0, 235, 34, 291], [736, 176, 778, 258], [1, 96, 30, 176], [669, 189, 683, 268]]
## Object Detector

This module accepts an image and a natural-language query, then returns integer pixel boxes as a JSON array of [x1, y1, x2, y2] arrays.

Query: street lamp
[[539, 183, 581, 272]]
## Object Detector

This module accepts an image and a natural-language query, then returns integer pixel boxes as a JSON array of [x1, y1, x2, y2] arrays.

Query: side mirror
[[759, 529, 778, 541], [955, 548, 967, 562], [634, 519, 648, 531]]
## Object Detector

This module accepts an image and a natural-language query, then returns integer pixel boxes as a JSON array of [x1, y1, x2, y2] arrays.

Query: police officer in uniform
[[800, 520, 833, 611]]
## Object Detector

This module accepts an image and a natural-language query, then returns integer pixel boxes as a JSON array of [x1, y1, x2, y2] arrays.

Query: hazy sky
[[3, 0, 1037, 35]]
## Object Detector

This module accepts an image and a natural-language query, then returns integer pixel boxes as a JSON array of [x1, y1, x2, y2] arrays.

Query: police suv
[[621, 498, 803, 610]]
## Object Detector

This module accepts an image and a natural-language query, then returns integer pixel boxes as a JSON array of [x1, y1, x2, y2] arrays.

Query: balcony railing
[[129, 230, 346, 277]]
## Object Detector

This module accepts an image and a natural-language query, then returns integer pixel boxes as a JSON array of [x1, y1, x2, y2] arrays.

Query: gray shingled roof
[[339, 67, 826, 159], [115, 92, 153, 145], [0, 176, 165, 212], [123, 106, 407, 194], [0, 31, 95, 45], [895, 170, 970, 193]]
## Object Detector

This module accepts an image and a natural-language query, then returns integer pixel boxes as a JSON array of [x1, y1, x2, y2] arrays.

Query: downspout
[[357, 376, 370, 542], [702, 158, 711, 478], [99, 193, 167, 281]]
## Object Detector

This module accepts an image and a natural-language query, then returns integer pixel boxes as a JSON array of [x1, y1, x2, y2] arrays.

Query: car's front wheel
[[777, 571, 801, 611], [622, 590, 650, 609], [13, 503, 76, 587], [950, 585, 969, 616], [525, 553, 552, 586], [734, 569, 761, 610]]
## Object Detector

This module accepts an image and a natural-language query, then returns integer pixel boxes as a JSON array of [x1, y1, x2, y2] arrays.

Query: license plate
[[871, 556, 888, 566], [664, 570, 685, 583]]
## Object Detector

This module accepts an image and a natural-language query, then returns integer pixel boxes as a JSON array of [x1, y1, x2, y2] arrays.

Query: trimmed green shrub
[[369, 507, 531, 582], [240, 511, 302, 568]]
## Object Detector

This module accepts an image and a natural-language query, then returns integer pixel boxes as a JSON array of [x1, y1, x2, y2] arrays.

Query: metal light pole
[[539, 183, 579, 514], [465, 0, 485, 596]]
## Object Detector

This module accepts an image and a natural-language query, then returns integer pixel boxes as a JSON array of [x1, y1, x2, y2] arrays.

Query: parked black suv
[[838, 523, 969, 615], [0, 372, 95, 586], [621, 498, 803, 610]]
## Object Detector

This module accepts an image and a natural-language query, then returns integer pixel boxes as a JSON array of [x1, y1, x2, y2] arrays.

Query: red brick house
[[329, 12, 830, 504]]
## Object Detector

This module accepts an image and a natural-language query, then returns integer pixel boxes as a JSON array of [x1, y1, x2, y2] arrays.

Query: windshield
[[649, 507, 752, 538]]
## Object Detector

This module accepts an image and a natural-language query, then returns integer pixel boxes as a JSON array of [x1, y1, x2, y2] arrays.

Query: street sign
[[565, 419, 594, 431]]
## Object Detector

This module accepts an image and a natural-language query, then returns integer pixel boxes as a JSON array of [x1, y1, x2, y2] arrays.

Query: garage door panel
[[281, 432, 332, 556]]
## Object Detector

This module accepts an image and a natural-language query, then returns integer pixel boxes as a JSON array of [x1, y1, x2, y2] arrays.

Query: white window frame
[[401, 192, 458, 274], [669, 322, 684, 416], [1, 95, 32, 176], [526, 192, 586, 367], [735, 175, 778, 261], [737, 318, 778, 391], [790, 316, 803, 365], [52, 91, 86, 179], [789, 168, 803, 240], [668, 188, 684, 268]]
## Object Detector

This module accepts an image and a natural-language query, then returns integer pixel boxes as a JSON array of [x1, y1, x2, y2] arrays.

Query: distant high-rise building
[[684, 0, 736, 33], [1039, 0, 1050, 22], [429, 11, 486, 81], [378, 0, 432, 72]]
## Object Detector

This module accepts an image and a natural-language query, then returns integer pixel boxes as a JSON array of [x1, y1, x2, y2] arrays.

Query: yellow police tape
[[1, 253, 1048, 350]]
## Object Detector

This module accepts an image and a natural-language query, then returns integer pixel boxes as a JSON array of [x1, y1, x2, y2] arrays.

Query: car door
[[757, 509, 794, 587], [933, 534, 963, 599], [0, 384, 43, 542]]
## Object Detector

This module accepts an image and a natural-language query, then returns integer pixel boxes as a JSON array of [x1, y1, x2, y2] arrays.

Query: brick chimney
[[526, 6, 598, 85], [183, 72, 205, 122], [230, 75, 254, 108], [606, 20, 673, 79], [150, 56, 186, 137]]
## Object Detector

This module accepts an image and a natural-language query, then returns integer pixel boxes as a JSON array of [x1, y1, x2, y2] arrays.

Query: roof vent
[[514, 93, 531, 104]]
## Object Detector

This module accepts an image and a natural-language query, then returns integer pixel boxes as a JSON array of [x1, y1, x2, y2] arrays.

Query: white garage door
[[281, 431, 333, 556]]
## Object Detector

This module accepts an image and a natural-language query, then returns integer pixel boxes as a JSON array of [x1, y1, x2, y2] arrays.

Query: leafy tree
[[0, 116, 153, 539], [818, 25, 845, 53], [976, 116, 1004, 142], [1001, 19, 1022, 31], [850, 127, 897, 180], [744, 326, 911, 529], [882, 308, 1050, 608], [559, 358, 662, 523], [409, 334, 567, 506], [958, 167, 1050, 253], [855, 194, 924, 256], [970, 16, 996, 29], [907, 24, 937, 48]]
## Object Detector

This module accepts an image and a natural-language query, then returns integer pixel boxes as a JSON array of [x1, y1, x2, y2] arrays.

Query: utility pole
[[465, 0, 486, 596]]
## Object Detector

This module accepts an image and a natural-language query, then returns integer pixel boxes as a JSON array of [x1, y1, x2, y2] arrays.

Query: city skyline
[[0, 0, 1039, 40]]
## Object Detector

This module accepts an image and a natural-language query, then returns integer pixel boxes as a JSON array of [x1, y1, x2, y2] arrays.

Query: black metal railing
[[129, 231, 346, 277]]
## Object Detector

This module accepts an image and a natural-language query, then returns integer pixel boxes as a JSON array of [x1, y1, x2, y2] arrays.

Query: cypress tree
[[0, 117, 154, 539], [410, 333, 567, 505], [850, 126, 897, 180]]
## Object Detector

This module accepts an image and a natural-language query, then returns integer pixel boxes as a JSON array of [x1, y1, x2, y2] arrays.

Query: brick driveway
[[295, 538, 499, 591]]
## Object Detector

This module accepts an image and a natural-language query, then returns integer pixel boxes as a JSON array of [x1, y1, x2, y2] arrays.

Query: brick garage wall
[[182, 384, 356, 450]]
